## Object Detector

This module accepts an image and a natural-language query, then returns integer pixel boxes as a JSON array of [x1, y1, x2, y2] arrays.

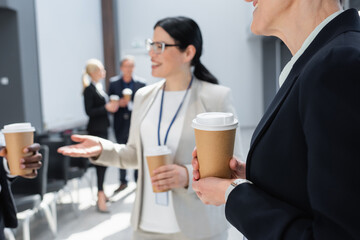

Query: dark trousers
[[119, 168, 138, 184], [89, 130, 108, 192]]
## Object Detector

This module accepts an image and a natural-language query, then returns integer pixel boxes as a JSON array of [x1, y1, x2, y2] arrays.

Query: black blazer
[[226, 9, 360, 240], [0, 157, 17, 229], [83, 83, 110, 134], [108, 77, 145, 143]]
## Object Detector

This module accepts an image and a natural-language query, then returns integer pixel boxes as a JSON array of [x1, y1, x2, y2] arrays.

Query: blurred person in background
[[82, 58, 118, 213], [59, 16, 243, 240], [108, 55, 146, 194]]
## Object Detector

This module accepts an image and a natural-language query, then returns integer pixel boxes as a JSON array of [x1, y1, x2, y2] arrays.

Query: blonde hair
[[82, 58, 103, 92]]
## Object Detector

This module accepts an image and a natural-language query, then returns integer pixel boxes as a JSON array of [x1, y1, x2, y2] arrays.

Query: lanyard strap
[[157, 76, 193, 146]]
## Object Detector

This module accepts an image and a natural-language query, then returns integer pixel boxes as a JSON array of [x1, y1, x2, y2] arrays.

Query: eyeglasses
[[145, 39, 180, 54]]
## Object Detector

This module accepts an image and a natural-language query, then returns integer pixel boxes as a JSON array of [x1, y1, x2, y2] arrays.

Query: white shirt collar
[[278, 10, 343, 87]]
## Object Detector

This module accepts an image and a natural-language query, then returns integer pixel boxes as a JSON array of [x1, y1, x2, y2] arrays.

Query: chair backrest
[[62, 132, 89, 170], [11, 145, 49, 199], [40, 137, 70, 181]]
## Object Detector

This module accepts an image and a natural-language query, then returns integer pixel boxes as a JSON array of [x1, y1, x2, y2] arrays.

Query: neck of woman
[[274, 1, 341, 55], [164, 69, 192, 91], [91, 78, 99, 84]]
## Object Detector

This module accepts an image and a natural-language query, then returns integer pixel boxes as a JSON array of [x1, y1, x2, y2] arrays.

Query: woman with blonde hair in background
[[82, 59, 118, 213]]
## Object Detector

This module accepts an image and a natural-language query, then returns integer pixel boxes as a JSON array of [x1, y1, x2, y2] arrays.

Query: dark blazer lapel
[[91, 83, 106, 101], [247, 9, 360, 174], [249, 67, 300, 152]]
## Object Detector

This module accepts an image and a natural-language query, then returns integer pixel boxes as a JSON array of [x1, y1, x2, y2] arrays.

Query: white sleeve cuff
[[225, 178, 252, 201], [3, 158, 17, 178]]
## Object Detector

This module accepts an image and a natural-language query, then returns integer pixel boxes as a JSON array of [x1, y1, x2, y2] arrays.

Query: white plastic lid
[[110, 95, 120, 101], [1, 123, 35, 133], [122, 88, 133, 95], [145, 145, 172, 157], [192, 112, 238, 131]]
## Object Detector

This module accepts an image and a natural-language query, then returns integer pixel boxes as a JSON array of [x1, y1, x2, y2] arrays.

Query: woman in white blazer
[[59, 16, 243, 240]]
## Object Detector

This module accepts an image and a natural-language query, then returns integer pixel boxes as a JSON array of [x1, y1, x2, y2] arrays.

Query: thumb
[[229, 157, 238, 170], [192, 147, 197, 158], [71, 134, 89, 143], [0, 146, 6, 157]]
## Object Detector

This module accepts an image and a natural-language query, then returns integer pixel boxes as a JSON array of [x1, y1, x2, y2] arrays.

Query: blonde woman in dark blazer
[[59, 17, 243, 240], [82, 59, 118, 213]]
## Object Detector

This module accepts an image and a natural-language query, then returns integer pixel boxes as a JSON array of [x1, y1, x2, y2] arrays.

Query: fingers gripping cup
[[122, 88, 133, 102], [145, 146, 172, 192], [1, 123, 35, 175], [192, 112, 238, 179]]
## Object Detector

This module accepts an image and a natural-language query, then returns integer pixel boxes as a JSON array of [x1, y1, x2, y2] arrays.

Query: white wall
[[117, 0, 263, 127], [35, 0, 104, 131]]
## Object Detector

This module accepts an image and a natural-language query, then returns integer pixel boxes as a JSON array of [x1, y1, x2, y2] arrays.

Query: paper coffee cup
[[145, 146, 171, 192], [192, 112, 238, 179], [110, 95, 120, 102], [122, 88, 133, 101], [1, 123, 35, 175]]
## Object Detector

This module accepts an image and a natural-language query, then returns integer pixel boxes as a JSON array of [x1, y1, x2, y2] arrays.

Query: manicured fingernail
[[23, 148, 29, 153], [20, 159, 25, 163], [20, 164, 25, 169]]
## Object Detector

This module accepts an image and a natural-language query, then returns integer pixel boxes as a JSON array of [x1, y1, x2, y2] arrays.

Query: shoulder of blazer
[[133, 75, 147, 85], [133, 80, 164, 104], [83, 85, 93, 99], [298, 13, 360, 88], [195, 79, 231, 111], [108, 79, 119, 88], [84, 84, 96, 94]]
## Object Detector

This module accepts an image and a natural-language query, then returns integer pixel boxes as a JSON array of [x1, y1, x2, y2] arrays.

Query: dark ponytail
[[193, 60, 218, 84], [154, 16, 218, 84]]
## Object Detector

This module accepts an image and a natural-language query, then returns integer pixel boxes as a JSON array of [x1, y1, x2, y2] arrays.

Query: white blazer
[[93, 78, 243, 239]]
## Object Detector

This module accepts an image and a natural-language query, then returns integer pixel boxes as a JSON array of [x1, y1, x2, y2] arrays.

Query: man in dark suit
[[0, 144, 42, 239], [108, 56, 146, 194], [192, 2, 360, 240]]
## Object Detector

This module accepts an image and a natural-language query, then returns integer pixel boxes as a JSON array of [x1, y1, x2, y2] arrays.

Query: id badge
[[155, 192, 169, 206]]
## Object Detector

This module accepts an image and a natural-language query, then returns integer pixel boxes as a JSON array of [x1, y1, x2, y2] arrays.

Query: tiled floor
[[10, 127, 255, 240]]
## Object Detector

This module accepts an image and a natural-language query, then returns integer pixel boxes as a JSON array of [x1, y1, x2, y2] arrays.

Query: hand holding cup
[[191, 148, 246, 205], [1, 123, 42, 178], [105, 101, 119, 113], [192, 112, 238, 179]]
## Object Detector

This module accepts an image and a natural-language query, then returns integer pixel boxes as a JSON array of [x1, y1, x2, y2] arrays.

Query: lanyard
[[157, 76, 193, 146]]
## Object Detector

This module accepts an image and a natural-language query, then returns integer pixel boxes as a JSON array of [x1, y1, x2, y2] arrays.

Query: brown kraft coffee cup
[[192, 112, 238, 179], [145, 146, 172, 192], [2, 123, 35, 175], [110, 94, 120, 102], [122, 88, 132, 102]]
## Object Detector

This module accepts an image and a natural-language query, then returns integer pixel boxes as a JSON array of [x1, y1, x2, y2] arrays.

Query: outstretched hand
[[57, 134, 102, 158]]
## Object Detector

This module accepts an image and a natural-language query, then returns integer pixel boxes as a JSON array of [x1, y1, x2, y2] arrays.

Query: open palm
[[57, 134, 102, 158]]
